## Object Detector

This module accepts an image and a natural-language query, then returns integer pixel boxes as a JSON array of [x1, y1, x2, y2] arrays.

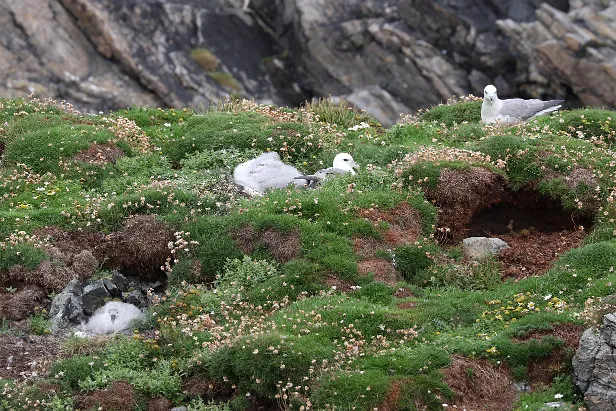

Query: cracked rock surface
[[572, 312, 616, 411], [0, 0, 614, 124]]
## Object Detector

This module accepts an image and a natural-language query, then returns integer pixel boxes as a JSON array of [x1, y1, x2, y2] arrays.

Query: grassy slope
[[0, 96, 615, 410]]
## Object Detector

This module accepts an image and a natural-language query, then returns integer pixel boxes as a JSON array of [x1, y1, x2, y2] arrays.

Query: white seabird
[[233, 152, 359, 195], [85, 301, 144, 335], [294, 153, 359, 188], [233, 152, 306, 196], [481, 84, 564, 125]]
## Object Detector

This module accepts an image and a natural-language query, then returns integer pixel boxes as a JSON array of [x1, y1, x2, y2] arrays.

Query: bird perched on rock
[[481, 84, 564, 125], [294, 153, 359, 188], [85, 301, 143, 335], [233, 152, 359, 195]]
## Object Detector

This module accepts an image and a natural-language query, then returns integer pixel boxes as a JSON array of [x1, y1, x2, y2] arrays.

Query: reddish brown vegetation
[[37, 214, 174, 280], [148, 397, 172, 411], [514, 323, 584, 389], [377, 380, 403, 411], [427, 167, 506, 242], [183, 375, 232, 398], [355, 202, 423, 283], [498, 229, 586, 279], [76, 381, 139, 411], [441, 356, 518, 411], [4, 250, 97, 293], [233, 226, 300, 263], [102, 214, 174, 278], [0, 285, 45, 321], [0, 333, 61, 380], [73, 142, 125, 165]]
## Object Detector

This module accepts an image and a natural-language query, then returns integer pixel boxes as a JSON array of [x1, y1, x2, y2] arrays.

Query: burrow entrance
[[467, 189, 593, 238], [425, 166, 595, 278]]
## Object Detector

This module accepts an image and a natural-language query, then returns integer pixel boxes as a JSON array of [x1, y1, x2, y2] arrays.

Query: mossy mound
[[1, 95, 614, 410]]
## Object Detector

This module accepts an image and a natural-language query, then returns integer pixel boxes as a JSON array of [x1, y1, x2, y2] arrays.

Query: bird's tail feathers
[[294, 175, 319, 182], [532, 102, 563, 119]]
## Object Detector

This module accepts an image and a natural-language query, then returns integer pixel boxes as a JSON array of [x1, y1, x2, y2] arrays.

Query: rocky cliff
[[0, 0, 614, 125]]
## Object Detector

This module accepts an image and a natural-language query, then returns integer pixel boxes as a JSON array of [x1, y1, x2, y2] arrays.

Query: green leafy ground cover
[[0, 95, 615, 410]]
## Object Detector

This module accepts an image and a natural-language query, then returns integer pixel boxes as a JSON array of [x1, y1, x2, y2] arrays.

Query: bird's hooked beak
[[351, 160, 359, 170], [487, 95, 494, 105]]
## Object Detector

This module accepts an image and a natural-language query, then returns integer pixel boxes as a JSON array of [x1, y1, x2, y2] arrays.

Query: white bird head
[[484, 85, 498, 105], [108, 307, 119, 323], [333, 153, 359, 174]]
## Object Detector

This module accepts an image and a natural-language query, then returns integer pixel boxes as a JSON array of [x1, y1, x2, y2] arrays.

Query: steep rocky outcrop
[[573, 312, 616, 411], [498, 0, 616, 107], [0, 0, 614, 124]]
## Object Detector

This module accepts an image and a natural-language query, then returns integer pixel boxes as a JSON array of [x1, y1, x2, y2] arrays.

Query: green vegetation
[[191, 48, 219, 72], [209, 71, 241, 91], [0, 95, 613, 410]]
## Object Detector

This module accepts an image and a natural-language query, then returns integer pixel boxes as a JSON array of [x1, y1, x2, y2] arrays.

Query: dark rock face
[[573, 312, 616, 411], [0, 0, 613, 124], [49, 279, 83, 333]]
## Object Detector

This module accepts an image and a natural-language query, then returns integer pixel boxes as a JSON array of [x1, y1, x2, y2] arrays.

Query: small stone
[[514, 381, 531, 392], [462, 237, 509, 260]]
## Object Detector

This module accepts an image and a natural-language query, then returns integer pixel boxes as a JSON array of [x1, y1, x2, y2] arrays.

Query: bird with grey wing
[[233, 152, 359, 195], [294, 153, 359, 188], [481, 85, 564, 125]]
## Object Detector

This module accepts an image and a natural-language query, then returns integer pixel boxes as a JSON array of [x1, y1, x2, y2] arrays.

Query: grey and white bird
[[294, 153, 359, 188], [233, 152, 306, 196], [481, 85, 564, 125]]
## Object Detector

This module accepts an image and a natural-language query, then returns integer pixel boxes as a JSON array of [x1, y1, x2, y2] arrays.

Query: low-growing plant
[[420, 100, 482, 126], [303, 96, 376, 129], [395, 242, 438, 283]]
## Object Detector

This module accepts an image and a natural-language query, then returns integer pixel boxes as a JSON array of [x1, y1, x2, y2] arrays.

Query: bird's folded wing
[[500, 99, 563, 121]]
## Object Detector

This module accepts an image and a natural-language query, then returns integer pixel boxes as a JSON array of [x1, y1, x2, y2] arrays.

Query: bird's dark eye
[[344, 159, 349, 161]]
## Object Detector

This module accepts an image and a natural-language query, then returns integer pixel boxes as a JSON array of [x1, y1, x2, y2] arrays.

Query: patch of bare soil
[[396, 301, 416, 309], [183, 375, 233, 398], [233, 226, 300, 263], [355, 202, 423, 284], [358, 202, 423, 247], [0, 286, 45, 321], [441, 356, 518, 411], [76, 381, 139, 411], [513, 323, 584, 389], [394, 287, 414, 299], [377, 380, 404, 411], [323, 274, 353, 293], [148, 397, 172, 411], [427, 167, 507, 242], [497, 229, 586, 279], [468, 188, 592, 237], [73, 142, 125, 165], [357, 259, 397, 284], [0, 333, 61, 380]]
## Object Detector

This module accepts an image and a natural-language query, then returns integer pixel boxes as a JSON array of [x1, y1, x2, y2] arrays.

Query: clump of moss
[[209, 71, 241, 91], [191, 48, 219, 72]]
